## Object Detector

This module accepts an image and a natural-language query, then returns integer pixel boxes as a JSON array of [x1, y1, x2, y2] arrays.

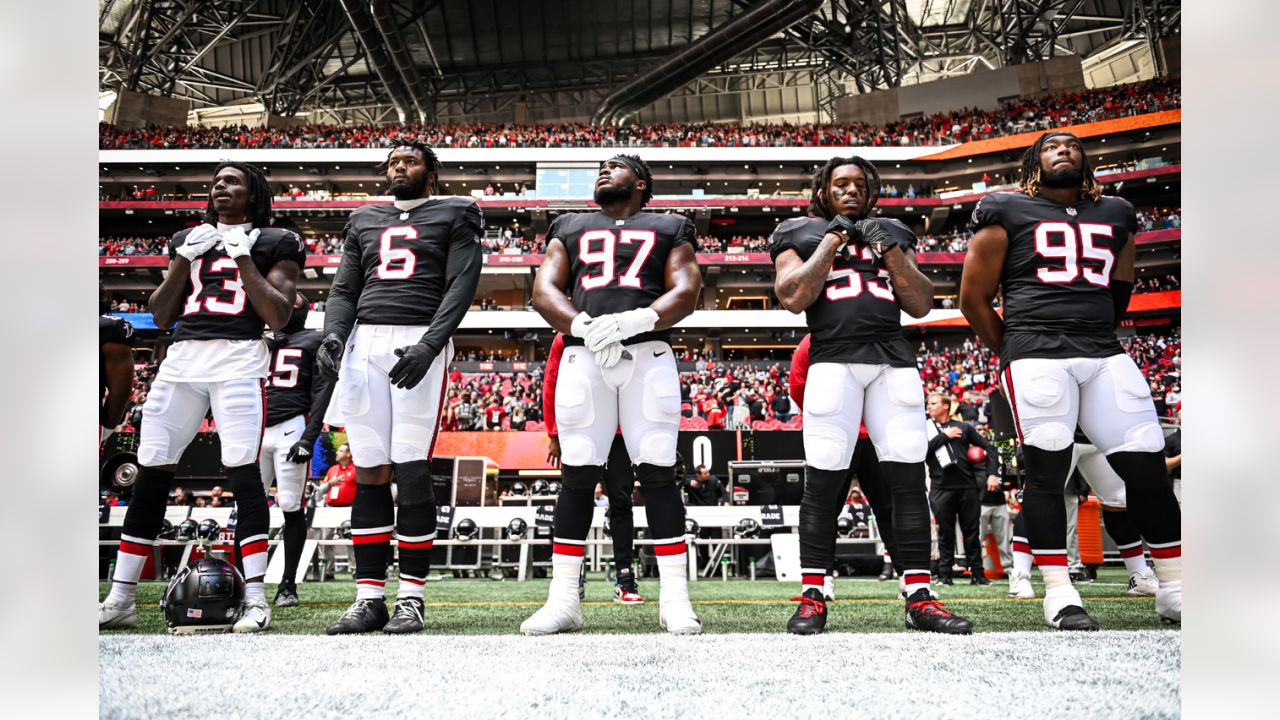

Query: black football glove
[[389, 343, 439, 390], [286, 440, 313, 464], [317, 332, 345, 379], [826, 214, 859, 238], [857, 218, 916, 260]]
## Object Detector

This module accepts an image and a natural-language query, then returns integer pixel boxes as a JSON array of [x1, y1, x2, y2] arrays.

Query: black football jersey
[[168, 227, 307, 342], [333, 197, 483, 325], [769, 217, 915, 367], [553, 211, 695, 346], [99, 315, 134, 402], [265, 329, 322, 426], [971, 192, 1136, 363]]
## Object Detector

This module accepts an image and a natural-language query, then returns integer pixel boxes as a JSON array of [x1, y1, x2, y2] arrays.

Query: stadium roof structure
[[99, 0, 1180, 125]]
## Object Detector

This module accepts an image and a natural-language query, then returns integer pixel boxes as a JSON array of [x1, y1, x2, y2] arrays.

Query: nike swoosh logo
[[283, 429, 297, 436], [654, 351, 667, 357]]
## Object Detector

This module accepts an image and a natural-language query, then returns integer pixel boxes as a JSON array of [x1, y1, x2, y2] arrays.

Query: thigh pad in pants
[[137, 379, 208, 467], [802, 363, 860, 471], [555, 346, 617, 467], [619, 342, 680, 466], [1005, 359, 1076, 451], [210, 378, 266, 467], [1077, 354, 1165, 455], [865, 367, 928, 464]]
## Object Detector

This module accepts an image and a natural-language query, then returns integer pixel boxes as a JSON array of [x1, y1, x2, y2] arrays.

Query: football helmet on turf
[[161, 557, 245, 634]]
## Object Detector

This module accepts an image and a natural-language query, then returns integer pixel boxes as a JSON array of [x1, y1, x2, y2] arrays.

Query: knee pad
[[634, 463, 676, 490], [804, 421, 852, 471], [393, 460, 436, 507], [275, 485, 304, 513], [1110, 422, 1166, 454], [630, 429, 676, 466], [561, 464, 603, 493], [137, 433, 177, 467], [878, 414, 927, 464], [1022, 422, 1075, 452], [558, 434, 600, 467]]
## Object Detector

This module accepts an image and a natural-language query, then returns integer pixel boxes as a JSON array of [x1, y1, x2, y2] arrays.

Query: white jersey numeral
[[1034, 222, 1114, 286], [376, 226, 418, 279], [182, 257, 247, 316], [270, 348, 304, 388], [578, 229, 657, 290], [824, 246, 894, 301]]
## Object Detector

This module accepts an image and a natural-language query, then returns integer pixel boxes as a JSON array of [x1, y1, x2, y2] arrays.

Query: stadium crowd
[[99, 77, 1179, 151], [113, 330, 1181, 435]]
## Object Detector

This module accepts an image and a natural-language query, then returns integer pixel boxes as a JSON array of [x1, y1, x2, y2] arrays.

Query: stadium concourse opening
[[99, 1, 1181, 717]]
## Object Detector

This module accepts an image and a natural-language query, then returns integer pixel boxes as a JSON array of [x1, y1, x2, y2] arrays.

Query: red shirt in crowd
[[324, 462, 357, 507]]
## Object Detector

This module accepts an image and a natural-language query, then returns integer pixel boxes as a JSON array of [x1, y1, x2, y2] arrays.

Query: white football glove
[[582, 307, 658, 352], [174, 224, 220, 262], [220, 227, 261, 259], [594, 342, 625, 369], [569, 312, 594, 339]]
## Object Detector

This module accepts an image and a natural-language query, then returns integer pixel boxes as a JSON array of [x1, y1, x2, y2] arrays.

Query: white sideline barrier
[[101, 504, 882, 582]]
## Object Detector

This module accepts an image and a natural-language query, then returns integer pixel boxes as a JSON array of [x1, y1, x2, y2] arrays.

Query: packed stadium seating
[[99, 77, 1179, 151]]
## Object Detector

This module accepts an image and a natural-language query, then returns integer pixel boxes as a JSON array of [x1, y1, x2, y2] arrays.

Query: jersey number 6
[[377, 226, 418, 280], [578, 229, 656, 290]]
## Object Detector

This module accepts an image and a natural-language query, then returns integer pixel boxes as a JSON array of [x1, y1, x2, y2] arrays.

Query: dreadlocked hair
[[808, 156, 881, 220], [380, 139, 444, 194], [1018, 133, 1103, 202], [203, 160, 273, 228], [611, 153, 654, 205]]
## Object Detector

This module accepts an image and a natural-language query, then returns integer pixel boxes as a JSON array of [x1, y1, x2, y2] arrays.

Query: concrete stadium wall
[[105, 89, 191, 130]]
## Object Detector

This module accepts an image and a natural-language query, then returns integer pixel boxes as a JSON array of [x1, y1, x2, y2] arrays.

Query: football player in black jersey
[[260, 292, 336, 607], [319, 141, 483, 635], [99, 283, 135, 445], [100, 161, 304, 633], [771, 156, 972, 635], [521, 155, 703, 635], [960, 131, 1181, 627]]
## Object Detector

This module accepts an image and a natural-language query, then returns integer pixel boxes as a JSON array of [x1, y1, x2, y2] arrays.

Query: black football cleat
[[970, 572, 993, 586], [383, 597, 425, 634], [787, 588, 828, 635], [905, 589, 974, 635], [325, 598, 389, 635], [1051, 605, 1101, 631], [936, 574, 954, 586], [273, 580, 299, 608]]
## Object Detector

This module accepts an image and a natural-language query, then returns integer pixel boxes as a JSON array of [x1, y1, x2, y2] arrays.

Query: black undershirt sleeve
[[415, 205, 484, 354], [323, 222, 363, 341], [300, 368, 336, 446]]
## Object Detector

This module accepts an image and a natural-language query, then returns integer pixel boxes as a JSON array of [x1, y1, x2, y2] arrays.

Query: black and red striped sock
[[1106, 451, 1181, 582], [351, 483, 394, 600], [227, 463, 270, 600], [882, 462, 933, 596], [798, 467, 847, 593], [105, 466, 172, 605], [1020, 446, 1074, 587], [1101, 508, 1148, 573]]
